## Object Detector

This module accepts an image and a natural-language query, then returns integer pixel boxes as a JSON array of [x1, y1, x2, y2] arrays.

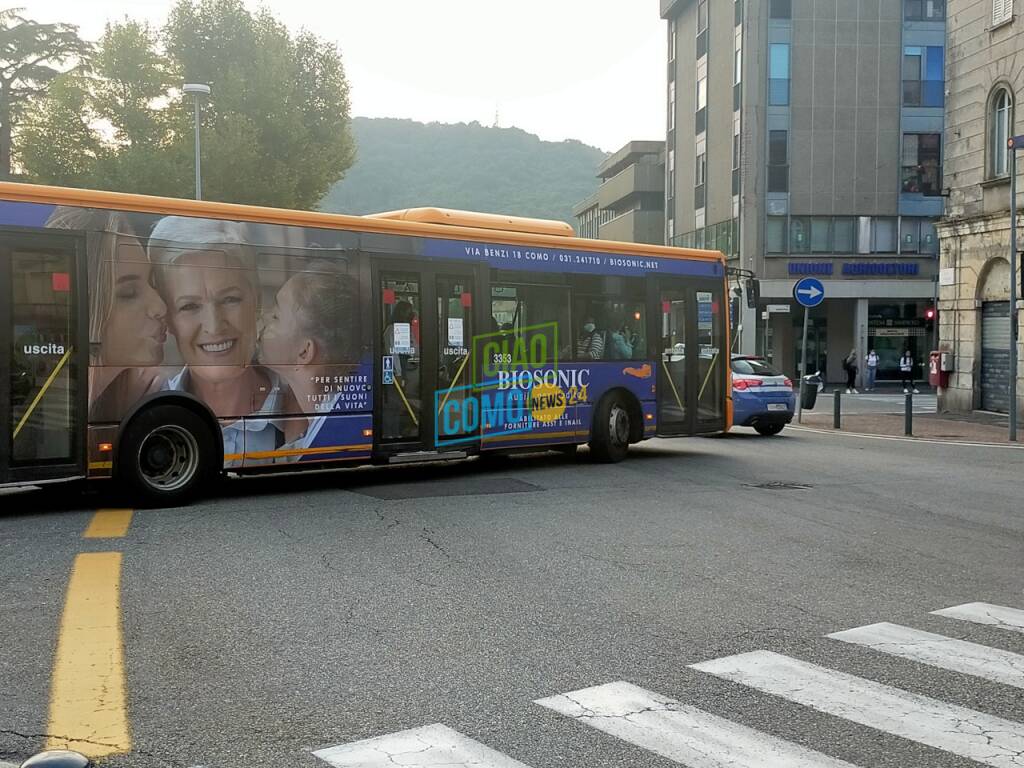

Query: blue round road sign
[[793, 277, 825, 308]]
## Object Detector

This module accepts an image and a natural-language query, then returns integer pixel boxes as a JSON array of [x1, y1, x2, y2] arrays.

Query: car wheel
[[754, 423, 785, 436], [117, 404, 217, 507]]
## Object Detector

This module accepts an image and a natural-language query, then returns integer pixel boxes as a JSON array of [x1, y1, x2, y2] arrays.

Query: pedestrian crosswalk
[[314, 600, 1024, 768]]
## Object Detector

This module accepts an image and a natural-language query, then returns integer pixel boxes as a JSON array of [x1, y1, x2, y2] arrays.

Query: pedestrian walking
[[864, 349, 879, 391], [842, 348, 858, 394], [899, 348, 919, 394]]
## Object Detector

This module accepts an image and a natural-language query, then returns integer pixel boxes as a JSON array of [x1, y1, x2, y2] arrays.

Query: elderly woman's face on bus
[[102, 235, 167, 366], [160, 250, 258, 380]]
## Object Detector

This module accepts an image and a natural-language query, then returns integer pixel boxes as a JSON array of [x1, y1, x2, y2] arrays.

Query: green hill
[[319, 117, 608, 225]]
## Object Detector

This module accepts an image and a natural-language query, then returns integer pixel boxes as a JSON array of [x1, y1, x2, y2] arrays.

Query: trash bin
[[801, 373, 821, 410]]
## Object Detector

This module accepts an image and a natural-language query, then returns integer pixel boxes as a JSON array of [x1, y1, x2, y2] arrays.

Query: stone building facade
[[936, 0, 1023, 414]]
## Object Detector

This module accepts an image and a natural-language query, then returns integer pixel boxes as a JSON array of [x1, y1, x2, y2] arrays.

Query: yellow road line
[[47, 552, 130, 757], [83, 509, 133, 539]]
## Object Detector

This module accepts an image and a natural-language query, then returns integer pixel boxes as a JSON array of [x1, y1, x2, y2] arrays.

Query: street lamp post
[[1007, 134, 1024, 442], [183, 83, 211, 200]]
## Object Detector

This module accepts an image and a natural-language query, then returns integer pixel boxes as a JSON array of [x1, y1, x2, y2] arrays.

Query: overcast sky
[[22, 0, 667, 153]]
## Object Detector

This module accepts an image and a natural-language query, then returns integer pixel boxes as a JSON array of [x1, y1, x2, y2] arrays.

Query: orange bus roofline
[[0, 181, 723, 264], [367, 207, 575, 237]]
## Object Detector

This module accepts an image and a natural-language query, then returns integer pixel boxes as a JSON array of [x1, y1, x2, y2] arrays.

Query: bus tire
[[117, 404, 217, 507], [589, 394, 631, 463]]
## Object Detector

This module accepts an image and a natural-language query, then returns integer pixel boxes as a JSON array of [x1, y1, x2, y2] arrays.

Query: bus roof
[[0, 181, 724, 265], [367, 207, 576, 237]]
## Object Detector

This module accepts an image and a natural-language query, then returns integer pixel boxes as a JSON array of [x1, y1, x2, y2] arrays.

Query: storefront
[[754, 257, 938, 385]]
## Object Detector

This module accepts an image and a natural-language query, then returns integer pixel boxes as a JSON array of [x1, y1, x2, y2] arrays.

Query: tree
[[0, 7, 90, 178], [19, 0, 355, 209], [162, 0, 354, 207]]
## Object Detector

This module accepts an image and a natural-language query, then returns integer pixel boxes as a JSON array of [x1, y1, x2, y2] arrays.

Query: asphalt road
[[1, 426, 1022, 768]]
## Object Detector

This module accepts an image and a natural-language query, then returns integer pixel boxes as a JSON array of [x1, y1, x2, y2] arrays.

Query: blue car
[[731, 355, 795, 436]]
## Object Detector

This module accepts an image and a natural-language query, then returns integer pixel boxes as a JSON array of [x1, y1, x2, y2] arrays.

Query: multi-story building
[[936, 0, 1022, 415], [662, 0, 945, 384], [573, 141, 665, 245]]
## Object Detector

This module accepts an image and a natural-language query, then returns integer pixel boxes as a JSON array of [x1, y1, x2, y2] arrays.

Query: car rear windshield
[[732, 358, 781, 377]]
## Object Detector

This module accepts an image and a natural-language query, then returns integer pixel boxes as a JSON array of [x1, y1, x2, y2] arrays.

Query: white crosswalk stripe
[[932, 602, 1024, 634], [313, 724, 534, 767], [314, 602, 1024, 767], [535, 681, 860, 768], [828, 622, 1024, 688], [691, 650, 1024, 767]]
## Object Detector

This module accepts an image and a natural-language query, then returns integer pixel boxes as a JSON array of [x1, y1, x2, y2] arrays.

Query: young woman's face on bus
[[161, 250, 258, 380], [102, 235, 167, 366]]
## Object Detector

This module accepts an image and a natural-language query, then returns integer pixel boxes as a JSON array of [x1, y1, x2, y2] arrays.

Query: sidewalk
[[799, 404, 1015, 444]]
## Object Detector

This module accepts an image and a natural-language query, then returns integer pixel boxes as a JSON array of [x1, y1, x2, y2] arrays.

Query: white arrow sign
[[797, 285, 823, 300]]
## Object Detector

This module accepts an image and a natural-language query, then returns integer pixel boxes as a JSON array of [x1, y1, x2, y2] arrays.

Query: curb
[[788, 424, 1024, 449]]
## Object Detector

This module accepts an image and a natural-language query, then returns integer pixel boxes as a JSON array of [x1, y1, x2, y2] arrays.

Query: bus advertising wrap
[[42, 206, 369, 468]]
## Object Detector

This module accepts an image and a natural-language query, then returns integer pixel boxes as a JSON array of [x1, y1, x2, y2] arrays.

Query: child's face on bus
[[102, 235, 167, 366], [258, 277, 307, 367], [161, 250, 258, 380]]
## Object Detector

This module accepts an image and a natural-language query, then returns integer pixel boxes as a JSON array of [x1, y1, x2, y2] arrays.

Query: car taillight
[[784, 378, 793, 388], [733, 379, 753, 390]]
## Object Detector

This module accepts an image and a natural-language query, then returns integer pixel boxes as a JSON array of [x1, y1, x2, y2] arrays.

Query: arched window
[[990, 87, 1013, 178]]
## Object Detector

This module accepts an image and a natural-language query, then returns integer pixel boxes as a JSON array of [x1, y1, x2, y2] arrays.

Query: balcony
[[597, 163, 665, 211], [599, 210, 665, 246]]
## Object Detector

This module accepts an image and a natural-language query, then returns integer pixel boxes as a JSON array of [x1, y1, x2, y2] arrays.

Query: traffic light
[[745, 277, 760, 309], [925, 307, 936, 321]]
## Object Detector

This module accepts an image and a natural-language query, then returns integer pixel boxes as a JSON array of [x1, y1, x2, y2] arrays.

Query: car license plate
[[767, 403, 787, 411]]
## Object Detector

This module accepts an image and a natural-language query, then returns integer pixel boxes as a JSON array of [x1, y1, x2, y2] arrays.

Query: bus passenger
[[257, 261, 356, 457], [46, 208, 167, 421], [576, 316, 605, 360], [148, 216, 284, 466]]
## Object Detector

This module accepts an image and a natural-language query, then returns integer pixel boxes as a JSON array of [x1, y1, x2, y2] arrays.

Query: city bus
[[0, 182, 730, 505]]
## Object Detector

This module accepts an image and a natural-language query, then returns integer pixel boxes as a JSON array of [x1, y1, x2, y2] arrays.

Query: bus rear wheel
[[118, 404, 216, 507], [589, 395, 631, 463]]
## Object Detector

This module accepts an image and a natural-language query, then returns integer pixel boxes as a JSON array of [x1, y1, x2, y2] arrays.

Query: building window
[[873, 217, 897, 252], [733, 43, 743, 111], [696, 75, 707, 133], [901, 133, 942, 195], [811, 218, 832, 253], [905, 0, 945, 19], [669, 80, 676, 132], [735, 0, 743, 26], [790, 216, 810, 253], [769, 0, 792, 18], [697, 0, 708, 58], [833, 217, 855, 252], [695, 151, 706, 209], [732, 129, 741, 196], [768, 129, 789, 193], [903, 46, 944, 107], [767, 215, 787, 253], [667, 218, 675, 244], [993, 0, 1014, 26], [900, 218, 921, 253], [668, 149, 676, 199], [769, 44, 790, 106], [991, 87, 1013, 178], [669, 21, 677, 62]]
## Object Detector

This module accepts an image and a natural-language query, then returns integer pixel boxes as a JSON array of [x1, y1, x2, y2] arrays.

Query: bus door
[[374, 263, 478, 456], [655, 282, 726, 435], [657, 288, 690, 434], [0, 233, 87, 485]]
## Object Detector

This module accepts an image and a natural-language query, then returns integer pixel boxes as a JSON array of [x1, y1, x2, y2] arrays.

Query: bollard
[[834, 389, 841, 429], [905, 393, 913, 436]]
